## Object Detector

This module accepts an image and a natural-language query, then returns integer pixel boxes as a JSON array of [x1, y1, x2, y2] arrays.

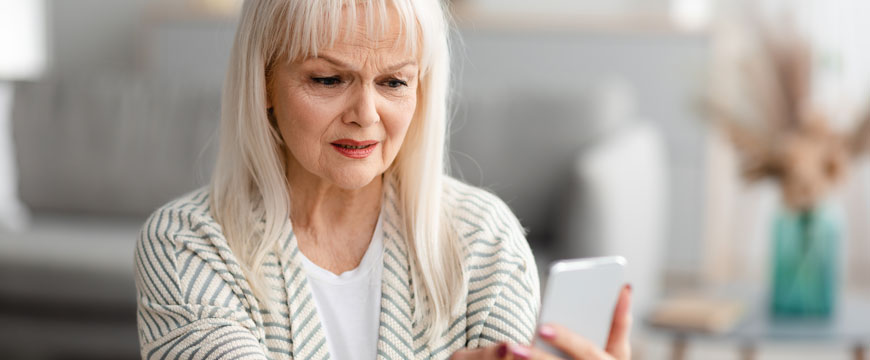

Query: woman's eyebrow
[[314, 55, 416, 73], [383, 59, 417, 73], [316, 54, 354, 69]]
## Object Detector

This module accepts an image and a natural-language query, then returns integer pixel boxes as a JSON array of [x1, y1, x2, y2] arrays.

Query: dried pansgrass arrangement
[[708, 25, 870, 212]]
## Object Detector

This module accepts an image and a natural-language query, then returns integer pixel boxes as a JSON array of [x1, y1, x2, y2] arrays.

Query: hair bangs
[[266, 0, 425, 71]]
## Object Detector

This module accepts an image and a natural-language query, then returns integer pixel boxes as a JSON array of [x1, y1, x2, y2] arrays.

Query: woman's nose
[[345, 84, 379, 127]]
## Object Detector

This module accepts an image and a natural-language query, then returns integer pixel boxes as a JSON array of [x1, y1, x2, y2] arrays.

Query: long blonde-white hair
[[209, 0, 464, 340]]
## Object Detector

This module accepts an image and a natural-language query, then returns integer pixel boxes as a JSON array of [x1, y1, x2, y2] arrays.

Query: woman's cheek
[[294, 97, 342, 139], [390, 112, 415, 160], [389, 104, 415, 139]]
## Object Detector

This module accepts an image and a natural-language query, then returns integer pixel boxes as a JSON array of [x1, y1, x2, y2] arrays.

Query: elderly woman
[[134, 0, 631, 359]]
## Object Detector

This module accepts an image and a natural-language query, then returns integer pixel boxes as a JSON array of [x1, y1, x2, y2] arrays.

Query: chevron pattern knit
[[134, 176, 540, 359]]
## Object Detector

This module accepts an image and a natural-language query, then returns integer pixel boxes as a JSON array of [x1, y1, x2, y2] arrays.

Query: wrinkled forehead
[[327, 6, 412, 56], [268, 0, 420, 66]]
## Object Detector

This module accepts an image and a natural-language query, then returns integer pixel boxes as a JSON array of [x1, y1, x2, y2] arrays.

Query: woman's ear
[[265, 64, 274, 109], [265, 71, 276, 125], [265, 78, 272, 108], [265, 83, 273, 109], [267, 106, 277, 127]]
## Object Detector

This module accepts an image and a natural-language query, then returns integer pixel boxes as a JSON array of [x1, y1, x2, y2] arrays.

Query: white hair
[[209, 0, 464, 340]]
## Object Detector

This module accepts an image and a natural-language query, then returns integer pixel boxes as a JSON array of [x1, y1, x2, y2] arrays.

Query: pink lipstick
[[331, 139, 378, 159]]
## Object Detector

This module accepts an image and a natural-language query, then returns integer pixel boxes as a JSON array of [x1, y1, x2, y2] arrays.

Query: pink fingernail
[[538, 325, 556, 340], [509, 344, 531, 360]]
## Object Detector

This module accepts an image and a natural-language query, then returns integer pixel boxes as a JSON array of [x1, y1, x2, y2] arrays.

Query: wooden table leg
[[670, 335, 687, 360], [854, 344, 867, 360]]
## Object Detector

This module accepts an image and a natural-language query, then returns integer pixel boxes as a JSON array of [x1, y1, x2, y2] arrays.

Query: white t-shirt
[[299, 213, 384, 360]]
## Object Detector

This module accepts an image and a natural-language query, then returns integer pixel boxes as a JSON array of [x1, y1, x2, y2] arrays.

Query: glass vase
[[770, 203, 840, 317]]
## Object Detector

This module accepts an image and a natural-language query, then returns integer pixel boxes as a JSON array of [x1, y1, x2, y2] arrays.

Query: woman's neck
[[284, 161, 383, 274], [287, 173, 382, 235]]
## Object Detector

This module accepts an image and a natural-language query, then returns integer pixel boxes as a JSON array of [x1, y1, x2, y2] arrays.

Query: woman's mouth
[[331, 140, 378, 159]]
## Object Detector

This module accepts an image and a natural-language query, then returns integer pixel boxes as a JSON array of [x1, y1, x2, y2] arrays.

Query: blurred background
[[1, 0, 869, 359]]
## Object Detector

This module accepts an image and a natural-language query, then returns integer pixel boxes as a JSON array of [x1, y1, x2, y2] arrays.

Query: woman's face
[[268, 8, 418, 190]]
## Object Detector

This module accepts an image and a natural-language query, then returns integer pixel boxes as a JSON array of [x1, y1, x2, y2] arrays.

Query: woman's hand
[[451, 284, 632, 360]]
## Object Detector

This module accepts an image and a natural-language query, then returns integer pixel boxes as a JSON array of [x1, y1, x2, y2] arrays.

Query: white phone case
[[534, 256, 626, 356]]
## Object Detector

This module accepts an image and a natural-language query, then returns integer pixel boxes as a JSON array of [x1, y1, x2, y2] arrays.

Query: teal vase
[[770, 203, 839, 317]]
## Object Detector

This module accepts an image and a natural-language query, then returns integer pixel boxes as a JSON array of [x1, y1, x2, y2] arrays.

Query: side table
[[650, 292, 870, 360]]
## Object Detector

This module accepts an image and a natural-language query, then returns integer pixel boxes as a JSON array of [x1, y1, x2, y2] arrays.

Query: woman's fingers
[[505, 344, 563, 360], [604, 284, 633, 360], [536, 323, 612, 360], [450, 342, 508, 360], [451, 343, 563, 360], [534, 284, 633, 360], [459, 286, 633, 360]]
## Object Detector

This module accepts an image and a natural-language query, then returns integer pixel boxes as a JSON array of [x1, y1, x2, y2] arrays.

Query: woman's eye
[[385, 78, 408, 88], [311, 76, 341, 87]]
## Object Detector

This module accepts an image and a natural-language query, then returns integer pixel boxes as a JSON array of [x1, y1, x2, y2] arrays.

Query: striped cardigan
[[134, 176, 540, 359]]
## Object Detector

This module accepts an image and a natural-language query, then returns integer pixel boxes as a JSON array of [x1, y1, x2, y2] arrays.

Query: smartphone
[[534, 256, 626, 356]]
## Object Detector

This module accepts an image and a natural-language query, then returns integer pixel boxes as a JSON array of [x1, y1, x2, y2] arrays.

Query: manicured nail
[[538, 324, 556, 340], [496, 343, 508, 358], [509, 344, 531, 360]]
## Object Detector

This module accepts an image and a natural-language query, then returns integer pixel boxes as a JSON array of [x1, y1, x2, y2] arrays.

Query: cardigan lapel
[[376, 179, 417, 359], [275, 176, 415, 360], [278, 226, 331, 360]]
